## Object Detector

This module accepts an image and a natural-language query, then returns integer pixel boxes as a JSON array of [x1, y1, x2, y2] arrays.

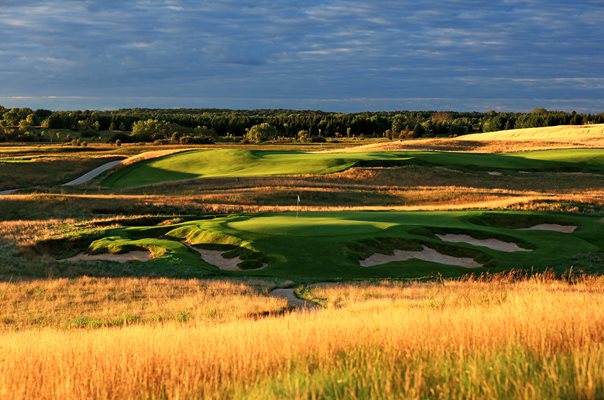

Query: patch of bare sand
[[360, 245, 482, 268], [64, 251, 151, 263], [520, 224, 577, 233], [487, 171, 502, 176], [183, 242, 267, 271], [436, 233, 530, 252]]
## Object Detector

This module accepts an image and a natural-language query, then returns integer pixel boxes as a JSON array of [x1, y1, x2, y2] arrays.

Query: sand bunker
[[64, 250, 152, 263], [195, 248, 244, 271], [360, 245, 482, 268], [183, 242, 266, 271], [520, 224, 577, 233], [487, 171, 502, 176], [436, 233, 530, 252]]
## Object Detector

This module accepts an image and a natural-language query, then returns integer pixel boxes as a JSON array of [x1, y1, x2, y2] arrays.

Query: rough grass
[[459, 123, 604, 142], [0, 277, 285, 330], [1, 274, 603, 399], [343, 124, 604, 153]]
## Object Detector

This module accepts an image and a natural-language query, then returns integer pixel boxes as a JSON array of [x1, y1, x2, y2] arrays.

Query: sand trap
[[195, 248, 243, 271], [520, 224, 577, 233], [360, 245, 482, 268], [64, 250, 151, 263], [436, 233, 530, 252], [183, 242, 266, 271], [487, 171, 502, 176]]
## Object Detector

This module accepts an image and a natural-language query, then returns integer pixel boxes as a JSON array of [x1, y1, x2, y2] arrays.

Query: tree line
[[0, 105, 603, 143]]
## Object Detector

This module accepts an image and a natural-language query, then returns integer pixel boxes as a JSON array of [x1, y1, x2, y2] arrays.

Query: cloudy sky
[[1, 0, 603, 112]]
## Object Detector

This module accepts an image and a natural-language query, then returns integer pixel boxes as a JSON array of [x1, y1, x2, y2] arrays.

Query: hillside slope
[[340, 124, 604, 153]]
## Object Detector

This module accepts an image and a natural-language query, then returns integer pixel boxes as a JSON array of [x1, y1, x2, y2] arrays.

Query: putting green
[[69, 211, 604, 281], [227, 215, 398, 236], [101, 148, 604, 188]]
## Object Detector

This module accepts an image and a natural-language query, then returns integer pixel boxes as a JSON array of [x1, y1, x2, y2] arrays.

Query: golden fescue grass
[[2, 189, 602, 220], [2, 164, 603, 219], [1, 275, 604, 399], [0, 277, 285, 330], [339, 124, 604, 153], [0, 156, 126, 190], [0, 219, 76, 248], [459, 124, 604, 142]]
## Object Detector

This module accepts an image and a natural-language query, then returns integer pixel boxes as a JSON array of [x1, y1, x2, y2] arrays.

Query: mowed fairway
[[100, 148, 604, 188], [63, 211, 604, 280]]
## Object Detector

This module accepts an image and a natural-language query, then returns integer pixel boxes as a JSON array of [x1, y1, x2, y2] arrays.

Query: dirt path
[[62, 159, 125, 186], [269, 288, 320, 310]]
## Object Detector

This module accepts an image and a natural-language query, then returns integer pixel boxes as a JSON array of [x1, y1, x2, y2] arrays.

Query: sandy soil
[[520, 224, 577, 233], [360, 245, 482, 268], [436, 233, 530, 252], [62, 159, 125, 186], [63, 251, 152, 263]]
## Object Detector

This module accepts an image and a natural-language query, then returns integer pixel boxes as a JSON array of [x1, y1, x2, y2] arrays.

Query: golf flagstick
[[296, 194, 300, 218]]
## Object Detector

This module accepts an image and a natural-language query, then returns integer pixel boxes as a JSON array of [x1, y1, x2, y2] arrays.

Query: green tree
[[131, 119, 176, 141], [243, 123, 277, 143], [391, 114, 406, 136], [297, 129, 311, 143]]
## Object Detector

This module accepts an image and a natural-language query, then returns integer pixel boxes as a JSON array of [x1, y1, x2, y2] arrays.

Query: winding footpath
[[0, 158, 125, 195], [269, 288, 320, 310], [62, 159, 124, 186]]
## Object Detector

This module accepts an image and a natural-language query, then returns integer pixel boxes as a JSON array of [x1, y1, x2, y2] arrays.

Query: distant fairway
[[67, 211, 604, 280], [101, 148, 604, 188]]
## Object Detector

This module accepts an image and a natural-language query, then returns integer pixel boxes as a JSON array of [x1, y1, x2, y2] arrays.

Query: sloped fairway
[[101, 149, 407, 188], [65, 211, 604, 280], [101, 148, 604, 188]]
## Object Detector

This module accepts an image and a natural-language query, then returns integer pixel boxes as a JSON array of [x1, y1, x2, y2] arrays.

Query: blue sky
[[1, 0, 603, 112]]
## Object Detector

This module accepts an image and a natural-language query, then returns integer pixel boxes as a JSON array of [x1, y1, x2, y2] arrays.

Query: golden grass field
[[0, 274, 603, 399], [344, 124, 604, 153]]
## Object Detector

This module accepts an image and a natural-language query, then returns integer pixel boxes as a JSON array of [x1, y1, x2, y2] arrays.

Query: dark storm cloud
[[0, 0, 603, 111]]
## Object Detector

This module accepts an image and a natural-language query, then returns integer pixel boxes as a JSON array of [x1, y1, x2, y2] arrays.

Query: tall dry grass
[[0, 277, 285, 330], [1, 275, 603, 399]]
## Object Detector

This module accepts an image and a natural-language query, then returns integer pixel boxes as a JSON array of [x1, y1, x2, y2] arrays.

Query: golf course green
[[67, 211, 604, 281], [101, 148, 604, 188]]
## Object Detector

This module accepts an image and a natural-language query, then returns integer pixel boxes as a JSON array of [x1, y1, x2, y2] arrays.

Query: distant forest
[[1, 105, 603, 143]]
